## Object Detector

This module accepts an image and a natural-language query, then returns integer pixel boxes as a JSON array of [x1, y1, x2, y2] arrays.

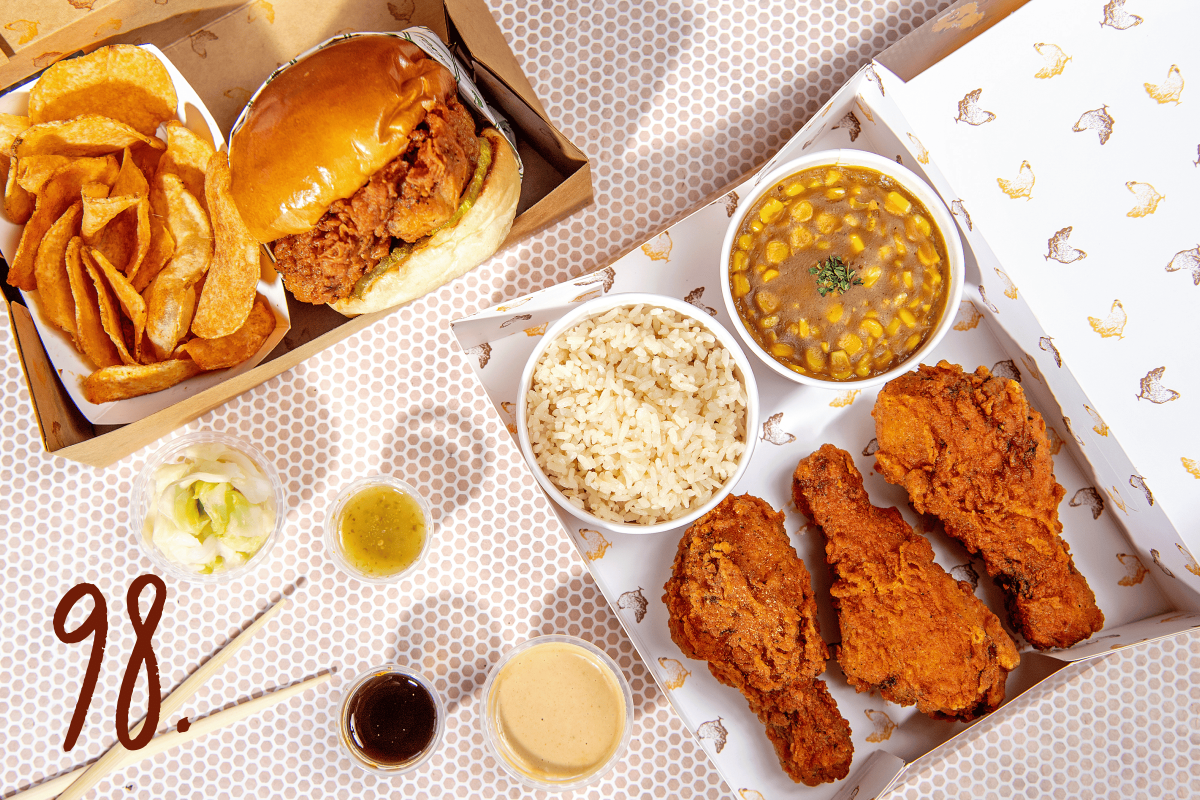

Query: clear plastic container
[[337, 664, 446, 776], [324, 475, 434, 584], [132, 430, 285, 585], [481, 635, 633, 792]]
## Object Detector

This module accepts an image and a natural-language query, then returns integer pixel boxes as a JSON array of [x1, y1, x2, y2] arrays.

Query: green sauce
[[339, 485, 426, 577]]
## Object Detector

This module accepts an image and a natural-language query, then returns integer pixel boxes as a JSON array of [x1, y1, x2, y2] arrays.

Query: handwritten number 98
[[52, 576, 167, 751]]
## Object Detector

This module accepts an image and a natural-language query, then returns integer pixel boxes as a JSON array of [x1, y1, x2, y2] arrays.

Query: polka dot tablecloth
[[2, 1, 1198, 799]]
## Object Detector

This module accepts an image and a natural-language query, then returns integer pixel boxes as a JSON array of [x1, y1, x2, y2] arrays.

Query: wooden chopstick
[[13, 671, 331, 800], [55, 595, 290, 800]]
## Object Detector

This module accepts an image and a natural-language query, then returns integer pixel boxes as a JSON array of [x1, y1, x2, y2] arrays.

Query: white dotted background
[[3, 1, 1198, 799]]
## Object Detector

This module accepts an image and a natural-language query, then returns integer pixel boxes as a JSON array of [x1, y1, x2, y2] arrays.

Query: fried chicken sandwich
[[228, 35, 521, 315]]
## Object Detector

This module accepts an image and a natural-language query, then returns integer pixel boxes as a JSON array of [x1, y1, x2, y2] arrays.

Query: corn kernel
[[909, 295, 922, 309], [731, 251, 749, 272], [825, 187, 847, 200], [784, 182, 804, 197], [787, 363, 809, 375], [759, 198, 786, 224], [849, 233, 865, 253], [848, 198, 869, 210], [885, 317, 902, 336], [928, 269, 942, 285], [894, 236, 907, 256], [915, 215, 931, 237], [898, 308, 917, 327], [791, 200, 814, 222], [830, 349, 851, 370], [816, 212, 838, 235], [855, 360, 872, 378], [756, 291, 781, 313], [868, 200, 879, 211], [761, 315, 779, 328], [787, 323, 800, 336], [732, 274, 751, 298], [866, 214, 877, 232], [771, 342, 794, 358], [737, 234, 754, 250], [762, 268, 780, 282], [844, 213, 861, 228], [821, 341, 830, 353], [902, 333, 922, 352], [825, 169, 843, 186], [894, 292, 908, 306], [876, 350, 894, 370], [864, 310, 879, 319], [917, 242, 941, 266], [922, 303, 931, 313], [796, 318, 810, 338], [852, 184, 865, 196], [816, 240, 832, 250], [807, 178, 823, 189], [826, 303, 844, 323], [904, 216, 919, 242], [811, 325, 822, 338], [878, 245, 893, 260], [790, 226, 814, 249], [750, 219, 764, 233], [766, 240, 789, 263], [903, 271, 914, 289], [884, 191, 912, 216], [860, 318, 885, 338], [805, 347, 826, 370], [837, 332, 864, 356]]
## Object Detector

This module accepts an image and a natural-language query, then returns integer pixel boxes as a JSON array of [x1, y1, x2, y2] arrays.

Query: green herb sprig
[[809, 255, 861, 297]]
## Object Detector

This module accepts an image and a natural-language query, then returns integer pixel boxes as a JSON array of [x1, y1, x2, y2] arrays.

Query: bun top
[[229, 36, 458, 243]]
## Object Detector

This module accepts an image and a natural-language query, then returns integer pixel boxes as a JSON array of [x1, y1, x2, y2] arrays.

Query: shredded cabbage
[[144, 441, 276, 574]]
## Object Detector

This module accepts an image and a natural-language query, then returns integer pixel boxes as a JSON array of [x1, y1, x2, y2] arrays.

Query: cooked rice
[[526, 304, 747, 525]]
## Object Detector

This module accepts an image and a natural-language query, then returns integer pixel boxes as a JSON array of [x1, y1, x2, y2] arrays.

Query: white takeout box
[[0, 44, 291, 425], [451, 1, 1200, 796]]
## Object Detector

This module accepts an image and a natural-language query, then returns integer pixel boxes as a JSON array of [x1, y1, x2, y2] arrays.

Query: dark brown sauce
[[345, 673, 437, 765]]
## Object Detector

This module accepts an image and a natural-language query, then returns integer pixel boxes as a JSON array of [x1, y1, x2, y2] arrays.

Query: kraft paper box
[[0, 0, 592, 467], [452, 1, 1200, 797]]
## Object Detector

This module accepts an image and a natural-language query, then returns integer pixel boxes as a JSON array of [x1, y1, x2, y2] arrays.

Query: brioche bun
[[227, 35, 521, 315]]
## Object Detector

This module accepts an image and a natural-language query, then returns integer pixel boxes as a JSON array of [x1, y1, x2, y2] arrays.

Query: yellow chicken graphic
[[1034, 43, 1071, 79], [1073, 105, 1115, 145], [1126, 181, 1164, 216], [998, 161, 1035, 199], [658, 657, 692, 690], [907, 132, 930, 164], [1088, 299, 1127, 338], [1145, 65, 1184, 105], [1101, 0, 1142, 30], [955, 88, 996, 125]]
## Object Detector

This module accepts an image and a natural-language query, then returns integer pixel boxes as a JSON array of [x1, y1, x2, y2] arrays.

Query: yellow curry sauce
[[730, 165, 949, 380], [339, 484, 426, 577]]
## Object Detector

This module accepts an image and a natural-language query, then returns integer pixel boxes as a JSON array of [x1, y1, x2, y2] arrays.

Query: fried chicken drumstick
[[793, 445, 1020, 721], [663, 494, 853, 785], [872, 362, 1104, 650]]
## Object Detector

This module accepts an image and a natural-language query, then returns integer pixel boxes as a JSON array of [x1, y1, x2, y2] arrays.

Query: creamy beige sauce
[[490, 642, 625, 780]]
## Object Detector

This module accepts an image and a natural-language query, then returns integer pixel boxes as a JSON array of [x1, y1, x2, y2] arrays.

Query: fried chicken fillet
[[872, 362, 1104, 650], [663, 494, 853, 785], [793, 445, 1020, 721]]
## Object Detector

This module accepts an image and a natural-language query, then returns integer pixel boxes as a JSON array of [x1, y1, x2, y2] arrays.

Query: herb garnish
[[809, 255, 861, 297]]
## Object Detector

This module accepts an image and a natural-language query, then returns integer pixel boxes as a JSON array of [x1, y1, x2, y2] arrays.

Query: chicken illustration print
[[1088, 300, 1127, 339], [955, 88, 996, 125], [1165, 246, 1200, 285], [1137, 366, 1180, 404], [1126, 182, 1164, 217], [997, 161, 1035, 199], [1073, 106, 1115, 145], [1046, 227, 1088, 263], [1034, 43, 1071, 78], [1101, 0, 1142, 30], [1145, 65, 1184, 105]]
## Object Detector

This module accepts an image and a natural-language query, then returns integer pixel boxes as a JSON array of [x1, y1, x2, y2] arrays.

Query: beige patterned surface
[[2, 2, 1198, 799]]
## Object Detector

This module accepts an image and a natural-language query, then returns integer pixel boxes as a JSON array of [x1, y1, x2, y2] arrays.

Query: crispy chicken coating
[[793, 444, 1020, 721], [663, 494, 853, 785], [872, 362, 1104, 650]]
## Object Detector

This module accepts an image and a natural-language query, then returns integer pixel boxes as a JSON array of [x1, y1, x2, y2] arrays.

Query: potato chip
[[81, 359, 202, 405], [7, 154, 119, 290], [111, 148, 149, 198], [145, 280, 199, 362], [0, 113, 29, 155], [88, 247, 147, 356], [82, 248, 137, 365], [135, 208, 173, 292], [124, 197, 151, 285], [14, 154, 74, 193], [155, 173, 212, 285], [13, 115, 165, 159], [65, 235, 121, 368], [81, 181, 111, 199], [81, 192, 141, 238], [33, 201, 82, 338], [4, 156, 33, 224], [129, 142, 163, 183], [193, 151, 260, 338], [157, 121, 215, 211], [183, 294, 274, 370], [28, 45, 178, 138]]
